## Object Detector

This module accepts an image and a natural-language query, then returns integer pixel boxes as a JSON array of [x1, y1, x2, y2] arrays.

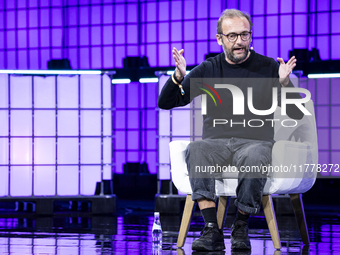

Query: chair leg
[[289, 194, 310, 245], [262, 195, 281, 250], [177, 195, 196, 248], [217, 196, 229, 229]]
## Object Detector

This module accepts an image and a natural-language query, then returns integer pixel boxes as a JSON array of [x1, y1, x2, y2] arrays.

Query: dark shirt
[[158, 50, 302, 141]]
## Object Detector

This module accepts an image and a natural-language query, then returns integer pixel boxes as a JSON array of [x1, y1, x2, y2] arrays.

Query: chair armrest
[[272, 140, 316, 177], [267, 140, 316, 194], [169, 140, 192, 194]]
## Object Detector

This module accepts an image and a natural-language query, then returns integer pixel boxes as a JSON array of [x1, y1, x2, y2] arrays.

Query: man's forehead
[[221, 17, 250, 32]]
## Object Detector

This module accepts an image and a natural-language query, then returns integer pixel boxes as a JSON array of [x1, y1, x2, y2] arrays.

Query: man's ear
[[216, 34, 223, 46]]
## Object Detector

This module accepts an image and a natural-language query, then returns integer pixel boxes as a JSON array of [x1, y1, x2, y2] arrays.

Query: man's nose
[[235, 34, 243, 44]]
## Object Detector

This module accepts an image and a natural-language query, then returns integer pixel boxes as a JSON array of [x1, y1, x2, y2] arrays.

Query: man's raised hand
[[173, 47, 186, 81], [277, 56, 296, 87]]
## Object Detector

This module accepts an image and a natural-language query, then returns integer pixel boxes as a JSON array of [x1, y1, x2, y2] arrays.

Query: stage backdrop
[[0, 73, 112, 196], [0, 0, 340, 69]]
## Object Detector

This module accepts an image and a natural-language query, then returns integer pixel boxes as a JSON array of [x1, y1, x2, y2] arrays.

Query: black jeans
[[185, 137, 274, 214]]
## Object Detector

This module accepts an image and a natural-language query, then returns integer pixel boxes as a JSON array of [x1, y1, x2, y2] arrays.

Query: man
[[158, 9, 301, 251]]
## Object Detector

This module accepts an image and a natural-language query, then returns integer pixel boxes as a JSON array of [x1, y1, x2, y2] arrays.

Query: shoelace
[[233, 223, 247, 238], [200, 226, 214, 236]]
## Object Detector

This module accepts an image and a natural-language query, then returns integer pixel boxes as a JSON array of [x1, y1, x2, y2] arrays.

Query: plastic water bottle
[[152, 212, 162, 251]]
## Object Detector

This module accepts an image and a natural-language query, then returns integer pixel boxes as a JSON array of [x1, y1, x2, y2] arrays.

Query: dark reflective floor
[[0, 201, 339, 254]]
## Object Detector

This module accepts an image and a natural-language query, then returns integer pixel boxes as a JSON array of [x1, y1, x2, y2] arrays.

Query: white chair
[[169, 100, 318, 249]]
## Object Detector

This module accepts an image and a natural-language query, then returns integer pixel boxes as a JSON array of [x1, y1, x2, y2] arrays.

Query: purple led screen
[[1, 0, 340, 69], [0, 0, 340, 176], [113, 82, 157, 174], [299, 78, 340, 177], [0, 74, 112, 196]]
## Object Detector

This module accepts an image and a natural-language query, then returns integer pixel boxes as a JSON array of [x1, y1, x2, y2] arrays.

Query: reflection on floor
[[0, 201, 339, 255]]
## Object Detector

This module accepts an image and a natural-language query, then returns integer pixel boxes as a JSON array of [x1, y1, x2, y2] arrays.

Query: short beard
[[222, 41, 249, 64]]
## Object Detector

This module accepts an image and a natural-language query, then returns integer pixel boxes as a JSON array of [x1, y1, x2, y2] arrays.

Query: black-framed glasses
[[220, 31, 252, 42]]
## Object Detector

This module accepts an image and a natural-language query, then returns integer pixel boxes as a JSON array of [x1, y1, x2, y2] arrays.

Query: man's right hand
[[173, 47, 186, 81]]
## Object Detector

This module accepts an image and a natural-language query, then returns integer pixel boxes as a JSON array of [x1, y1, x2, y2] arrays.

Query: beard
[[222, 41, 250, 64]]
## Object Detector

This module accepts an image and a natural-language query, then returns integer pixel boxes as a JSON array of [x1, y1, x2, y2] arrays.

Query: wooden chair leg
[[290, 194, 310, 245], [262, 195, 281, 250], [177, 195, 196, 248], [217, 196, 229, 229], [274, 250, 282, 255], [176, 248, 185, 255]]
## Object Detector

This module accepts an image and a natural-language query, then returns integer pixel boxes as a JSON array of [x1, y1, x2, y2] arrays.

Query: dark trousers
[[185, 137, 274, 214]]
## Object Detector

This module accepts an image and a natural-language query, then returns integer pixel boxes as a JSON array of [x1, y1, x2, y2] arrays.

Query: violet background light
[[0, 74, 112, 196], [113, 81, 158, 174], [158, 75, 203, 185], [2, 0, 340, 70], [0, 0, 339, 179]]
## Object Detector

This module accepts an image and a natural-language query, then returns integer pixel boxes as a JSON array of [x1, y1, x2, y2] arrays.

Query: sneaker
[[192, 222, 225, 251], [230, 220, 251, 250]]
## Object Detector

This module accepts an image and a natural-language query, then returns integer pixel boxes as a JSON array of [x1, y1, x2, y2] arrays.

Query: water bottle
[[152, 212, 162, 250]]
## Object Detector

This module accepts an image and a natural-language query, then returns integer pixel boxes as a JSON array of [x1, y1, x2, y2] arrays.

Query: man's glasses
[[220, 32, 252, 42]]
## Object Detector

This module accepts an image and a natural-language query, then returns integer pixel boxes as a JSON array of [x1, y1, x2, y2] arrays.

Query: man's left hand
[[277, 56, 296, 87]]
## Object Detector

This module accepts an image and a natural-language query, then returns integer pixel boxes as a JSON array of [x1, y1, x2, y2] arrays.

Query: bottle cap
[[154, 212, 160, 217]]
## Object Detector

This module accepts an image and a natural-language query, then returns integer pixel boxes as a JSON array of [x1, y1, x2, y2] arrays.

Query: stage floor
[[0, 201, 338, 255]]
